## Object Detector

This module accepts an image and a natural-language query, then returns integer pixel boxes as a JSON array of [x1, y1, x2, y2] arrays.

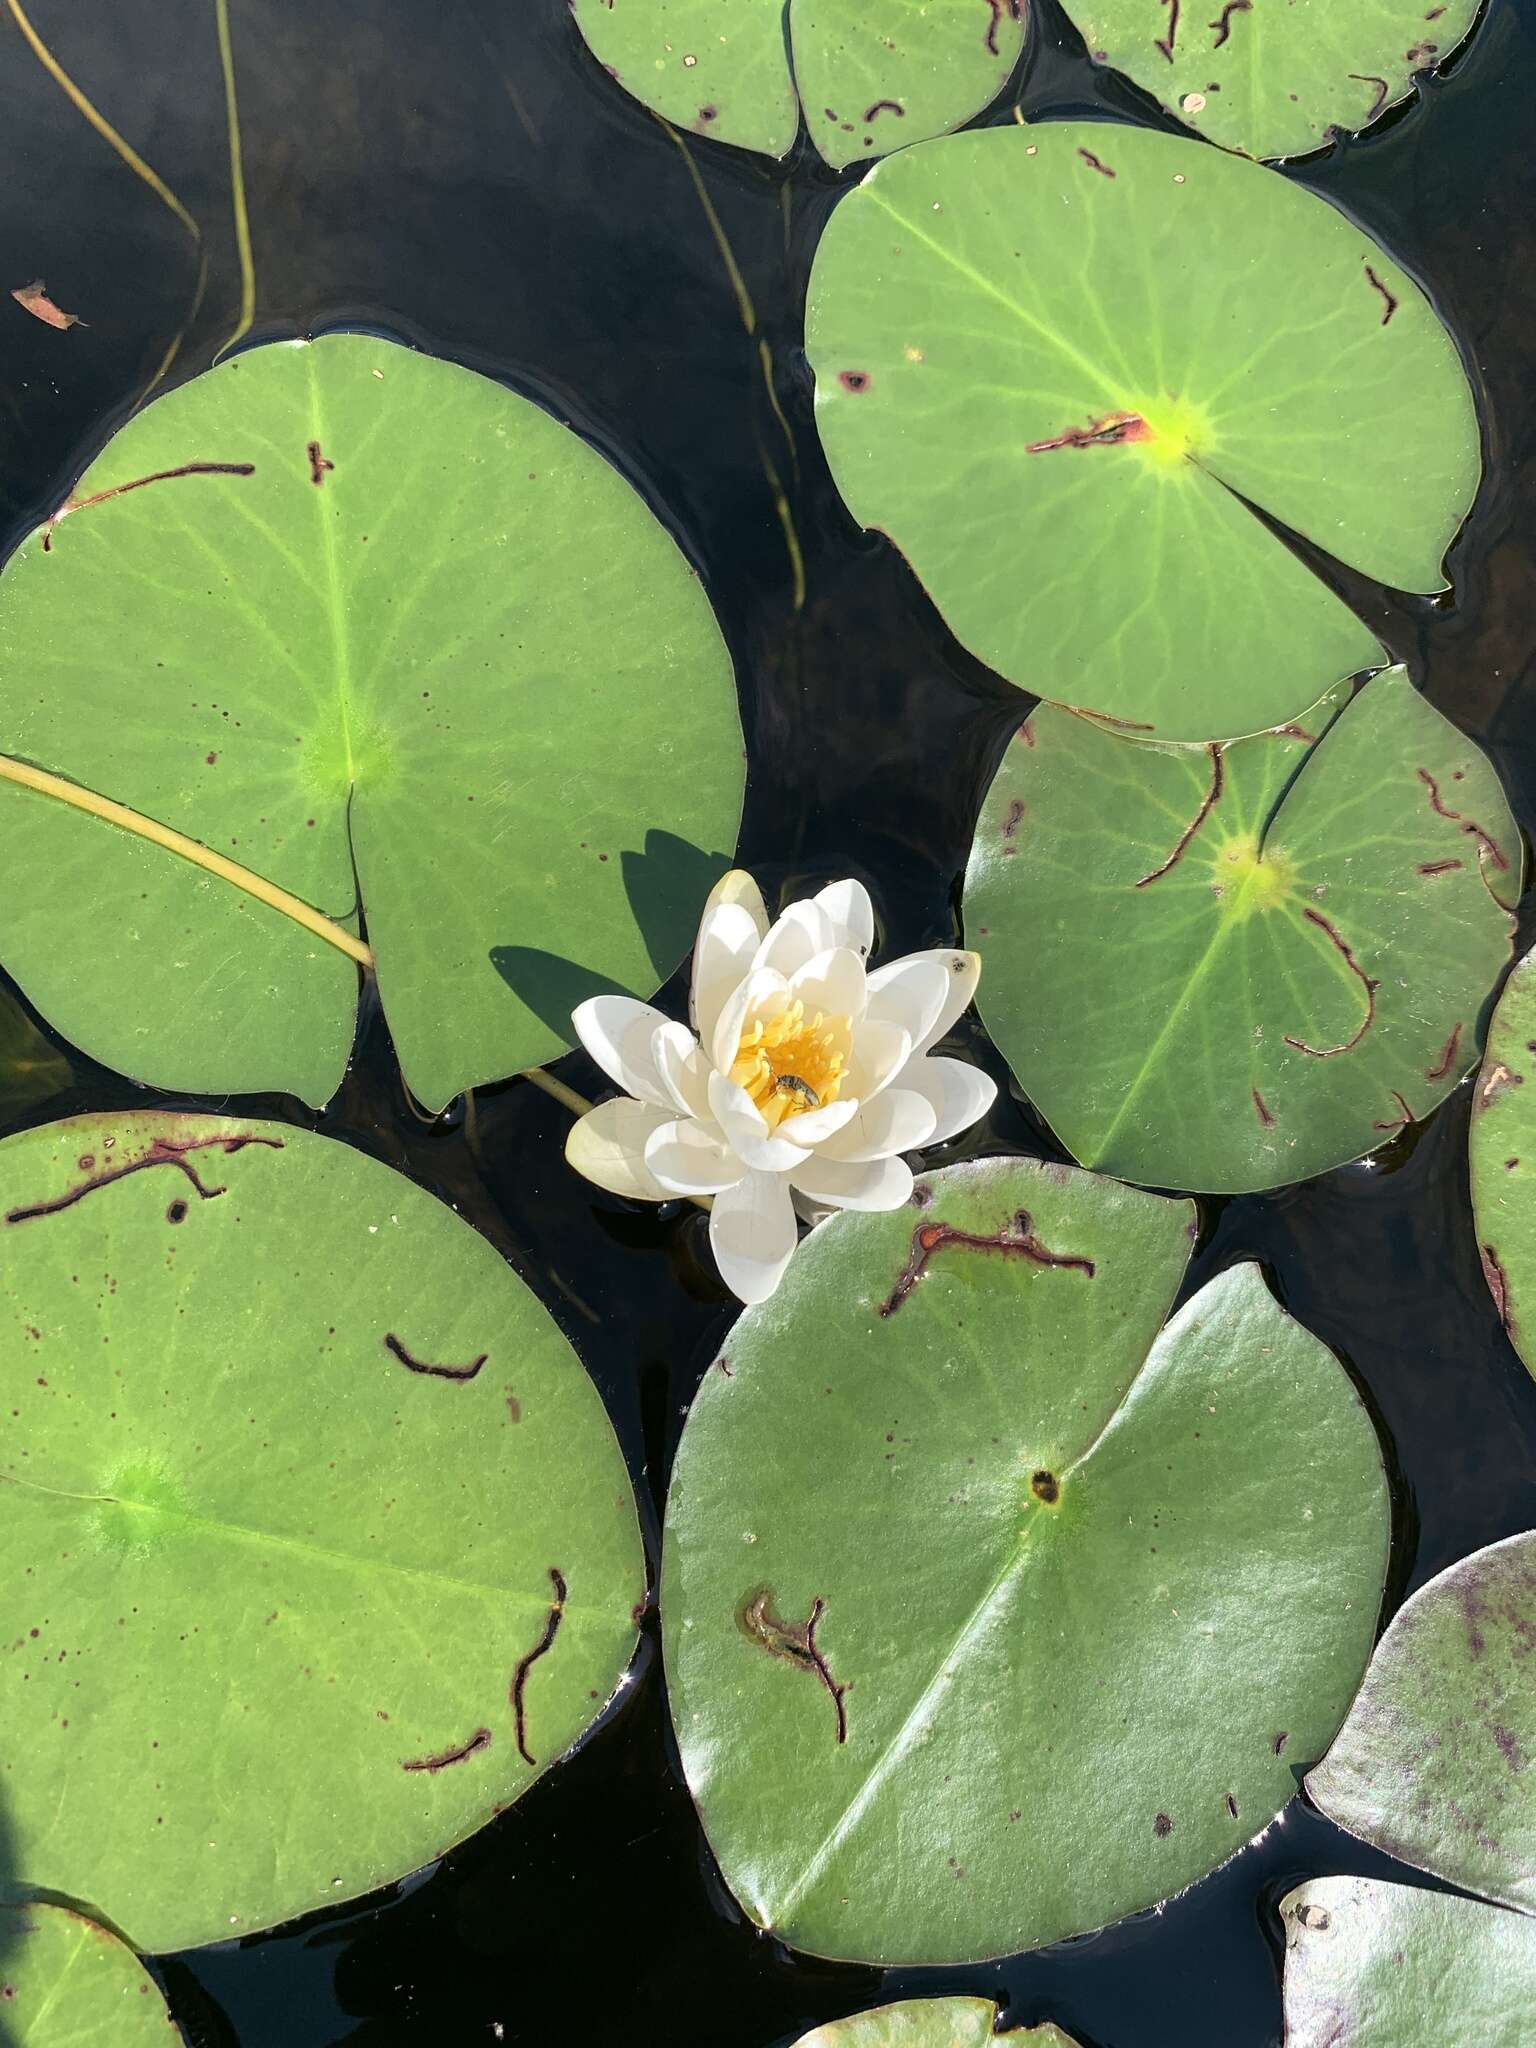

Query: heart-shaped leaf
[[1281, 1877, 1536, 2048], [1469, 949, 1536, 1372], [965, 670, 1518, 1193], [1072, 0, 1480, 162], [0, 1112, 644, 1951], [568, 0, 1026, 170], [805, 121, 1477, 741], [0, 1902, 178, 2044], [662, 1158, 1389, 1964], [1307, 1532, 1536, 1911], [795, 2000, 1079, 2048], [0, 334, 743, 1110]]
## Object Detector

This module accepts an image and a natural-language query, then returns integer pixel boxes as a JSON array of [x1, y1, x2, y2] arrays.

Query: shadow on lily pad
[[491, 831, 732, 1048]]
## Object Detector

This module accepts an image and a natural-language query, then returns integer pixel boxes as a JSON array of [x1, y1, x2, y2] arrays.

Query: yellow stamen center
[[729, 999, 854, 1129]]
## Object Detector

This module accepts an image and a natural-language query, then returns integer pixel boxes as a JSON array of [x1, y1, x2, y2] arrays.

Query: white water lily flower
[[565, 870, 997, 1303]]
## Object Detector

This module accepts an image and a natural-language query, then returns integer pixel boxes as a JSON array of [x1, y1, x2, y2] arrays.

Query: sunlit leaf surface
[[807, 123, 1477, 741], [664, 1158, 1388, 1963], [965, 670, 1518, 1193], [0, 335, 742, 1109], [0, 1113, 643, 1951]]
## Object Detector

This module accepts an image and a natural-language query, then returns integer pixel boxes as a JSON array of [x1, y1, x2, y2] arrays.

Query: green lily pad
[[0, 990, 71, 1122], [805, 121, 1478, 742], [1469, 948, 1536, 1370], [1306, 1532, 1536, 1911], [965, 669, 1518, 1194], [0, 1902, 177, 2045], [1072, 0, 1481, 162], [0, 333, 742, 1110], [0, 1112, 643, 1952], [662, 1157, 1389, 1965], [1281, 1877, 1536, 2048], [794, 1999, 1079, 2047], [568, 0, 1026, 170]]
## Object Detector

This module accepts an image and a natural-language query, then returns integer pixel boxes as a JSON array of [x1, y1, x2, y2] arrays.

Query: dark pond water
[[3, 0, 1536, 2040]]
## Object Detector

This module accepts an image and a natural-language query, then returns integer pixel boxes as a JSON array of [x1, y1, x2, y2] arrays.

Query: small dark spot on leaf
[[1031, 1469, 1060, 1505], [839, 370, 871, 393], [1154, 1812, 1173, 1837]]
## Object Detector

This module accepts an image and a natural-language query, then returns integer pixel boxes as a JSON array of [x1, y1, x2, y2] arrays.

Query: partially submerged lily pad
[[1072, 0, 1481, 162], [794, 1999, 1079, 2047], [0, 987, 71, 1121], [663, 1157, 1389, 1964], [0, 1902, 177, 2044], [965, 669, 1518, 1193], [1307, 1532, 1536, 1911], [1469, 948, 1536, 1370], [568, 0, 1026, 169], [0, 1113, 643, 1951], [1281, 1877, 1536, 2048], [0, 333, 743, 1109], [806, 122, 1478, 741]]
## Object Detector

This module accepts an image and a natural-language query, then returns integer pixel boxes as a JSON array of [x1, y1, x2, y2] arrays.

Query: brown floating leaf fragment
[[11, 280, 84, 330]]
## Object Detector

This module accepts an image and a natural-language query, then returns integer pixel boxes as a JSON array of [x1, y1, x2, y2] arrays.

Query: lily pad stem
[[517, 1066, 596, 1118], [0, 753, 374, 967]]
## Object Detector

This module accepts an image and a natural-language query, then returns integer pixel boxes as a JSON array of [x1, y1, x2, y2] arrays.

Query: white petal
[[691, 872, 769, 1038], [643, 1118, 748, 1195], [572, 996, 675, 1107], [818, 1087, 937, 1163], [709, 1170, 800, 1303], [752, 899, 836, 981], [652, 1021, 713, 1120], [707, 1071, 811, 1173], [862, 955, 952, 1054], [789, 1152, 914, 1211], [786, 947, 868, 1026], [904, 1056, 997, 1144], [710, 966, 790, 1077], [780, 1097, 859, 1146], [565, 1099, 674, 1201], [812, 879, 875, 959], [870, 948, 981, 1057], [843, 1018, 912, 1103]]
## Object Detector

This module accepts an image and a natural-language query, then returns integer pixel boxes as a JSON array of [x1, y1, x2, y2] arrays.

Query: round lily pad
[[1072, 0, 1481, 162], [662, 1157, 1389, 1965], [805, 121, 1478, 742], [1469, 949, 1536, 1371], [568, 0, 1026, 170], [0, 333, 742, 1110], [1281, 1877, 1536, 2048], [795, 1999, 1078, 2048], [1307, 1532, 1536, 1912], [0, 1112, 643, 1952], [965, 669, 1519, 1194], [0, 1902, 177, 2045]]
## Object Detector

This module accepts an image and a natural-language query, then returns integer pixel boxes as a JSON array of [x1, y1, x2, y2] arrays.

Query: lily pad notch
[[568, 0, 1028, 169], [0, 332, 744, 1111]]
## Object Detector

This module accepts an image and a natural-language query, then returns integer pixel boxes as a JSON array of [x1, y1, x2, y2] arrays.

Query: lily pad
[[568, 0, 1026, 170], [0, 1112, 644, 1952], [965, 669, 1518, 1194], [0, 989, 71, 1122], [1281, 1877, 1536, 2048], [1468, 948, 1536, 1370], [662, 1157, 1389, 1964], [0, 1902, 177, 2044], [0, 333, 742, 1110], [794, 1999, 1078, 2047], [1072, 0, 1481, 163], [805, 121, 1478, 741], [1307, 1532, 1536, 1911]]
